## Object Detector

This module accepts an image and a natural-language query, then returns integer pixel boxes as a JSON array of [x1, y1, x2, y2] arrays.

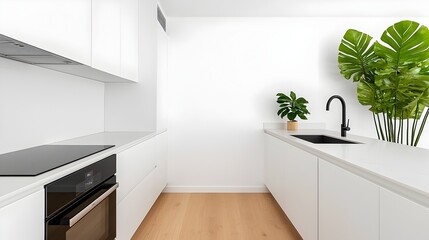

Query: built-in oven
[[45, 155, 118, 240]]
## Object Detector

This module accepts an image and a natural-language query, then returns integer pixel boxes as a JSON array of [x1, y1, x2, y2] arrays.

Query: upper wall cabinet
[[92, 0, 139, 82], [120, 0, 139, 82], [0, 0, 91, 65], [92, 0, 121, 77], [0, 0, 139, 83]]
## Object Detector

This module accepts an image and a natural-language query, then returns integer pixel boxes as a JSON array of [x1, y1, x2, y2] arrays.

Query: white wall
[[157, 23, 169, 132], [0, 57, 104, 154], [166, 17, 429, 191]]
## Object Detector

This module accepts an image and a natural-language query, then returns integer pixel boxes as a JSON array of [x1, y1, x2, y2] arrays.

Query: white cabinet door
[[0, 0, 91, 65], [380, 188, 429, 240], [265, 134, 287, 209], [319, 160, 379, 240], [120, 0, 139, 82], [0, 189, 44, 240], [117, 136, 157, 202], [265, 134, 318, 240], [92, 0, 121, 76], [117, 166, 156, 240], [117, 132, 168, 240]]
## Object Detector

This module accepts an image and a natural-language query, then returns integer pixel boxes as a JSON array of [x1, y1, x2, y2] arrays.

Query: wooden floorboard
[[132, 193, 302, 240]]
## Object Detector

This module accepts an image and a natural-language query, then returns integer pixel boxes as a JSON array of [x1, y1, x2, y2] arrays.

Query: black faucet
[[326, 95, 350, 137]]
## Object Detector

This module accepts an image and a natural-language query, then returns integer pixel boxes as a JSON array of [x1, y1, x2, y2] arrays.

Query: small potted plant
[[276, 91, 310, 130]]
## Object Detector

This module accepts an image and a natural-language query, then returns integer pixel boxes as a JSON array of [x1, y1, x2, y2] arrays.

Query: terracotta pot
[[287, 121, 298, 131]]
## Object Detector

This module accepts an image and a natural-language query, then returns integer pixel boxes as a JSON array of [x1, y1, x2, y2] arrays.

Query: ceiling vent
[[157, 6, 167, 32]]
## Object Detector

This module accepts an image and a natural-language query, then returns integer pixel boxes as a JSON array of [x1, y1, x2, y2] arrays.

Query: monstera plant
[[338, 20, 429, 146]]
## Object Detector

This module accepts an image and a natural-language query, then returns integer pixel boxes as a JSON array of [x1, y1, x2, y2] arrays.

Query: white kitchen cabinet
[[120, 0, 139, 82], [265, 134, 287, 208], [380, 188, 429, 240], [264, 134, 318, 240], [116, 135, 157, 202], [0, 0, 91, 65], [319, 160, 379, 240], [0, 189, 44, 240], [92, 0, 121, 76], [117, 166, 156, 240], [92, 0, 139, 82], [117, 132, 168, 240]]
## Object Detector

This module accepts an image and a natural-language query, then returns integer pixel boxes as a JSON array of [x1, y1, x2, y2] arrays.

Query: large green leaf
[[290, 91, 296, 100], [338, 29, 378, 82], [375, 21, 429, 69], [287, 112, 297, 121], [357, 81, 377, 108], [374, 20, 429, 112]]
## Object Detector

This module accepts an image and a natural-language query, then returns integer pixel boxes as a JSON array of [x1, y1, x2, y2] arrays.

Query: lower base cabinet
[[265, 134, 318, 240], [0, 189, 44, 240], [117, 166, 159, 239], [319, 160, 379, 240], [116, 132, 168, 240], [380, 188, 429, 240], [265, 133, 429, 240]]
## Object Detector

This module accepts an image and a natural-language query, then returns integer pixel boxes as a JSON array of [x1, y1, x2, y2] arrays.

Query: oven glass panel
[[45, 155, 116, 218], [66, 198, 110, 240], [46, 179, 116, 240]]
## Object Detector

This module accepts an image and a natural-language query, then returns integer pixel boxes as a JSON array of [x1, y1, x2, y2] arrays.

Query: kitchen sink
[[291, 135, 361, 144]]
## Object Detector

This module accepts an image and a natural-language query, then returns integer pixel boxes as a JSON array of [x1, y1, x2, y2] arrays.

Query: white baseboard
[[163, 185, 269, 193]]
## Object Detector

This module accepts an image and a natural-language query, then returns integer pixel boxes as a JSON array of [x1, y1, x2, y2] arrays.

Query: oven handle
[[69, 183, 119, 227]]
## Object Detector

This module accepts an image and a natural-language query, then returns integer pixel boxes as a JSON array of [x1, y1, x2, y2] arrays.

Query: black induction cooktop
[[0, 145, 114, 176]]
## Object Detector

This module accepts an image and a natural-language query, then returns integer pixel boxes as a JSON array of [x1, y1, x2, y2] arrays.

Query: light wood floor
[[132, 193, 302, 240]]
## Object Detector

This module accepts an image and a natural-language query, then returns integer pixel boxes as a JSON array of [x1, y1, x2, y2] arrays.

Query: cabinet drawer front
[[117, 168, 156, 240], [117, 138, 157, 202]]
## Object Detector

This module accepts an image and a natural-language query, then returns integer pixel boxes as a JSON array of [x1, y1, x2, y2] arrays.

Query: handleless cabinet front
[[116, 132, 168, 240], [0, 0, 91, 65], [120, 0, 139, 82], [0, 189, 44, 240], [265, 134, 318, 240], [380, 188, 429, 240], [116, 137, 157, 203], [92, 0, 121, 76], [319, 160, 379, 240]]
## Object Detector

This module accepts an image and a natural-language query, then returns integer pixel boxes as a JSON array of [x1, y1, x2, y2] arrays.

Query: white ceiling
[[158, 0, 429, 17]]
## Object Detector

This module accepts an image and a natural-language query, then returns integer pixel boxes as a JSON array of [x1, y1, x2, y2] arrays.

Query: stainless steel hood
[[0, 34, 133, 83], [0, 34, 80, 65]]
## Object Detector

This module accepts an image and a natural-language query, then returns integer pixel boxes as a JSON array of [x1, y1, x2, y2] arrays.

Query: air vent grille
[[157, 6, 167, 32]]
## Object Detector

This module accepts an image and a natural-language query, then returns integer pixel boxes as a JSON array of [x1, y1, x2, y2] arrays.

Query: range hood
[[0, 34, 133, 83]]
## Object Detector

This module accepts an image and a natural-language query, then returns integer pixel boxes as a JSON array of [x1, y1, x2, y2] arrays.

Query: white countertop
[[0, 131, 159, 208], [265, 128, 429, 208]]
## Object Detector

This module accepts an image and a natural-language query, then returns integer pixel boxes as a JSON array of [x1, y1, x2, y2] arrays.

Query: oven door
[[46, 180, 118, 240]]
